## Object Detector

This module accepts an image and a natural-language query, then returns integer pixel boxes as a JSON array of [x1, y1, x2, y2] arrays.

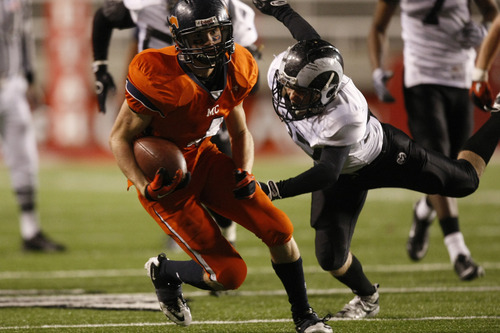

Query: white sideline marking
[[1, 316, 500, 330], [1, 262, 499, 280]]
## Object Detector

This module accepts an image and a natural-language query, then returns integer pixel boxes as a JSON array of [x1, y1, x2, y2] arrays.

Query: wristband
[[472, 67, 488, 81]]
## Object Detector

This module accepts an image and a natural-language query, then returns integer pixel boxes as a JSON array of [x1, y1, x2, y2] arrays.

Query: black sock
[[335, 255, 375, 296], [461, 113, 500, 165], [272, 257, 310, 315], [439, 217, 459, 236], [160, 259, 211, 290]]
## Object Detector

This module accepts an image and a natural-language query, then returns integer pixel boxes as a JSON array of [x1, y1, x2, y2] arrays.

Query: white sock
[[444, 232, 470, 263], [415, 197, 435, 221], [20, 210, 40, 240]]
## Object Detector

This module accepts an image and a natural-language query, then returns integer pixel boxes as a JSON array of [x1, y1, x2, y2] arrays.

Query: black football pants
[[312, 123, 479, 271]]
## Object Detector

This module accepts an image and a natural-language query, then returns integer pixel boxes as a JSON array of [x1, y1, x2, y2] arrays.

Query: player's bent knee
[[261, 227, 294, 248], [329, 252, 353, 277], [317, 250, 352, 274], [214, 259, 247, 290]]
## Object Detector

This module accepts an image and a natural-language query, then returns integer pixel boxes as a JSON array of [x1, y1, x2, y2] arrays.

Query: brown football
[[133, 137, 187, 182]]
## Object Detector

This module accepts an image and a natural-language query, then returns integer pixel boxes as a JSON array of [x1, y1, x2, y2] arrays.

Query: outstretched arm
[[252, 0, 320, 41], [262, 145, 350, 200]]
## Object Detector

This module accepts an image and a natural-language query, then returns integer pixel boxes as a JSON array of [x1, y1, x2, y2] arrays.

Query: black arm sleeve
[[92, 4, 135, 61], [269, 4, 321, 41], [276, 145, 350, 198]]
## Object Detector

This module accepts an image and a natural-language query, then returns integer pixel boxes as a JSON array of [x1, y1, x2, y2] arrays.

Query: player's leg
[[139, 192, 246, 327], [202, 152, 332, 332], [440, 87, 483, 279], [404, 85, 482, 279], [403, 85, 444, 260], [311, 177, 379, 319], [0, 76, 64, 252], [403, 85, 474, 265]]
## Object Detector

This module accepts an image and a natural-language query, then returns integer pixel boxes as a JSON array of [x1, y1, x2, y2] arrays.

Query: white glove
[[372, 68, 395, 103]]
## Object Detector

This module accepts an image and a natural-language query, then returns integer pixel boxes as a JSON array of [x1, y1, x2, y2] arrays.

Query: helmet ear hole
[[326, 88, 335, 99]]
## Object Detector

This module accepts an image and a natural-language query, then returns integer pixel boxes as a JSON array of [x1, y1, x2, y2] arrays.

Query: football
[[133, 137, 187, 182]]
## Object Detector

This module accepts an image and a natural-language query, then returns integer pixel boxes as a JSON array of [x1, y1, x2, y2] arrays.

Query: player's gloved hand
[[258, 180, 282, 201], [144, 167, 190, 201], [372, 68, 395, 103], [93, 61, 116, 113], [470, 67, 493, 112], [470, 81, 493, 112], [233, 168, 256, 200], [457, 21, 487, 49], [252, 0, 288, 15]]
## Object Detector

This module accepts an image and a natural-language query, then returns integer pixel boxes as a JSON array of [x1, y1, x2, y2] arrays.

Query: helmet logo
[[169, 16, 179, 29], [195, 16, 218, 27]]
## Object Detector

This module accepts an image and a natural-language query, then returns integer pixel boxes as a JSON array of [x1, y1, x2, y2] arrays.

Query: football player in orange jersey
[[108, 0, 332, 331]]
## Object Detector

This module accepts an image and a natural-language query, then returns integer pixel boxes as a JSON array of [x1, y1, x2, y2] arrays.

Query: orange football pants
[[136, 139, 294, 290]]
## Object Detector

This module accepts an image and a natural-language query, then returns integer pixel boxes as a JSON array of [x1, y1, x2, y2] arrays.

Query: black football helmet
[[272, 39, 344, 121], [168, 0, 234, 69]]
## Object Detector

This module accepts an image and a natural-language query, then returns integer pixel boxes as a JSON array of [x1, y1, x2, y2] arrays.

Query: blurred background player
[[368, 0, 498, 280], [0, 0, 65, 252], [92, 0, 261, 246], [470, 13, 500, 111]]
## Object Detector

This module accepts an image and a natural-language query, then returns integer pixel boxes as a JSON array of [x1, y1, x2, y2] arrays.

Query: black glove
[[93, 62, 116, 113], [258, 180, 282, 201], [252, 0, 288, 15], [233, 169, 256, 200]]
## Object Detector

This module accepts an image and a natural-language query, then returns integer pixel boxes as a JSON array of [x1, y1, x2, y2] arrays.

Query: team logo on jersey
[[196, 17, 218, 27], [169, 16, 179, 29], [207, 104, 220, 117], [396, 152, 407, 165]]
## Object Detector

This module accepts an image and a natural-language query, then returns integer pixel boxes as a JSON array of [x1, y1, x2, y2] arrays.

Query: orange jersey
[[125, 44, 258, 151]]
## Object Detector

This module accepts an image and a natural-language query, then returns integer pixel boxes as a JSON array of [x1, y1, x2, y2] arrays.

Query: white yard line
[[1, 316, 500, 330], [1, 262, 499, 280]]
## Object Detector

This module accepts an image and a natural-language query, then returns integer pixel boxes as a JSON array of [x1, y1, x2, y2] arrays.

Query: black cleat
[[145, 253, 192, 326], [294, 308, 332, 333], [454, 254, 485, 281], [407, 198, 436, 261], [22, 232, 66, 252]]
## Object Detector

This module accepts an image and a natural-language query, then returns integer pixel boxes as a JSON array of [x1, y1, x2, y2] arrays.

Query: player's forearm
[[274, 145, 349, 198], [475, 15, 500, 72], [92, 8, 114, 61], [110, 137, 149, 194], [109, 102, 150, 194], [230, 129, 255, 173]]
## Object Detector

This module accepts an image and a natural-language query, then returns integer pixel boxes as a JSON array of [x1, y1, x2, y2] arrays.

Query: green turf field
[[0, 155, 499, 332]]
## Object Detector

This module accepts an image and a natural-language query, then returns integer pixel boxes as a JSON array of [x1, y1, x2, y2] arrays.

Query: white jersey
[[400, 0, 477, 88], [268, 52, 384, 174], [123, 0, 258, 52], [0, 0, 34, 80]]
